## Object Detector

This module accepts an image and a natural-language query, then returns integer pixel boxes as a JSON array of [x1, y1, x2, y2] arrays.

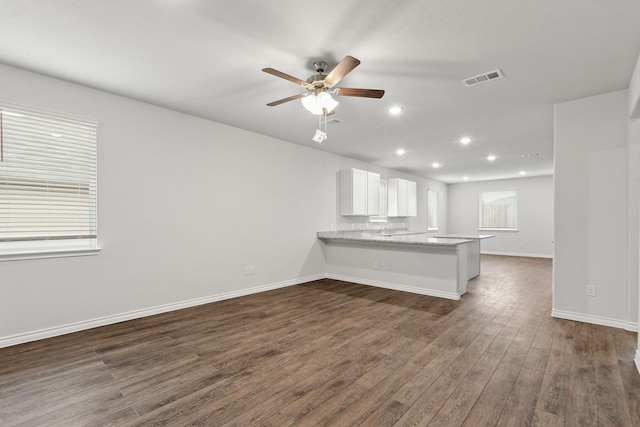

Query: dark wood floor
[[1, 255, 639, 426]]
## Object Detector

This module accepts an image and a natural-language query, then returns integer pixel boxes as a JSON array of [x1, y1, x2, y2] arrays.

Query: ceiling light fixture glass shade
[[301, 92, 339, 115]]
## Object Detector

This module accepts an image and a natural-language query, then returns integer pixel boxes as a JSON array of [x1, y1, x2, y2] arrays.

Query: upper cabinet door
[[340, 168, 381, 216], [351, 169, 368, 215], [388, 178, 417, 217]]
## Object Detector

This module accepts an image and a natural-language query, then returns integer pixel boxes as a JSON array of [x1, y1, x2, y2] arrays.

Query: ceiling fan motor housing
[[306, 74, 328, 89], [313, 61, 328, 73], [306, 61, 330, 91]]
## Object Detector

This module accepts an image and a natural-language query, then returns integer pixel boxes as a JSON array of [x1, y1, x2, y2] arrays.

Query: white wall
[[0, 64, 445, 347], [630, 53, 640, 118], [629, 116, 640, 339], [631, 52, 640, 373], [553, 89, 634, 330], [631, 117, 640, 372], [447, 175, 553, 258]]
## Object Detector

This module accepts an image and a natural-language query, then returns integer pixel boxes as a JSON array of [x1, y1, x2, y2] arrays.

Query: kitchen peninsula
[[317, 230, 475, 300], [434, 234, 495, 279]]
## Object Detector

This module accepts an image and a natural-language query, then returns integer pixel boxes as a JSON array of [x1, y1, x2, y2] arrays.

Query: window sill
[[478, 228, 518, 232], [0, 239, 101, 261]]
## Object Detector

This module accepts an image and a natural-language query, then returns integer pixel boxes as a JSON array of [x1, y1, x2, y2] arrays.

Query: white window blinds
[[479, 190, 517, 230], [0, 107, 97, 242], [369, 179, 388, 223], [427, 189, 438, 230]]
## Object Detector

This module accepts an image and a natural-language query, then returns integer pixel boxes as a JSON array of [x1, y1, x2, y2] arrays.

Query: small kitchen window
[[427, 189, 438, 231], [369, 179, 388, 223], [479, 190, 517, 230]]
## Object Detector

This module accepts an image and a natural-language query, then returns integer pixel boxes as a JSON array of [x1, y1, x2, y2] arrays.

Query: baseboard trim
[[0, 274, 325, 349], [482, 251, 553, 259], [551, 309, 638, 332], [325, 273, 461, 301]]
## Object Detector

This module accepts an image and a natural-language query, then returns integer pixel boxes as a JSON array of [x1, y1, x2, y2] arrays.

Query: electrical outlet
[[243, 266, 254, 275], [373, 261, 379, 269], [586, 285, 596, 297]]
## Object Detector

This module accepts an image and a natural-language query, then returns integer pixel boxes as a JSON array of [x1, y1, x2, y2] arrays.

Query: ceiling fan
[[262, 55, 385, 116]]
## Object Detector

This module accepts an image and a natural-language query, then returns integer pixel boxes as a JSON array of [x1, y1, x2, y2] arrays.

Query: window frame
[[0, 103, 100, 261], [369, 178, 388, 223], [478, 190, 518, 231], [427, 189, 438, 231]]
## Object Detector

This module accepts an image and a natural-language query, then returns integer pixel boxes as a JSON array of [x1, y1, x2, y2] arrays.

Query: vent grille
[[521, 152, 542, 158], [462, 69, 504, 87]]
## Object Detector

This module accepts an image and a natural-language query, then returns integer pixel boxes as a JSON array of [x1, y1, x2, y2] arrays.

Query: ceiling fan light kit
[[300, 92, 339, 115], [263, 55, 385, 143]]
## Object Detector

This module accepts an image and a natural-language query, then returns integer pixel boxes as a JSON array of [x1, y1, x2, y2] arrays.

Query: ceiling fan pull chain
[[320, 111, 327, 138], [324, 111, 328, 136]]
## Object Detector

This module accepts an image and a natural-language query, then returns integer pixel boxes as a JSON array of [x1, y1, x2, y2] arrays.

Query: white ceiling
[[1, 0, 639, 183]]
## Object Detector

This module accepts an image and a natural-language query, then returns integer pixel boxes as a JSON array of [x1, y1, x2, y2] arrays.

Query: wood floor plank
[[391, 328, 501, 426], [1, 256, 639, 426], [495, 366, 546, 426], [532, 408, 565, 426], [412, 353, 500, 426], [53, 406, 139, 427], [461, 358, 521, 426], [320, 359, 426, 426], [0, 358, 108, 409], [593, 325, 635, 427], [3, 389, 127, 426], [618, 358, 640, 427], [535, 349, 572, 418]]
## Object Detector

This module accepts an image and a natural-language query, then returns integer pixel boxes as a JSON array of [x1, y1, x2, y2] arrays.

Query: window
[[427, 189, 438, 231], [369, 179, 388, 223], [0, 106, 98, 259], [479, 190, 517, 230]]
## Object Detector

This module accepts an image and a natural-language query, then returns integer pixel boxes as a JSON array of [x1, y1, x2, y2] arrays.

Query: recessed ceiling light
[[432, 162, 441, 168], [388, 106, 402, 115], [460, 137, 471, 145], [396, 148, 405, 156], [519, 170, 526, 175], [463, 176, 469, 181], [487, 155, 496, 161]]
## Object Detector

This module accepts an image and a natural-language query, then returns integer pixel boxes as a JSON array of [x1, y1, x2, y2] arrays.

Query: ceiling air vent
[[462, 69, 504, 87]]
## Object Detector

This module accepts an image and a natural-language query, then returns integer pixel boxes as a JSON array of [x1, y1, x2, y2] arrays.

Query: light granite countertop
[[317, 230, 473, 247], [434, 234, 495, 240]]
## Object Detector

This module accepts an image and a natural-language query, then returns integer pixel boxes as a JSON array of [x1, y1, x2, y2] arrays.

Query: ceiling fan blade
[[336, 88, 385, 98], [266, 93, 307, 106], [324, 56, 361, 86], [262, 68, 308, 87]]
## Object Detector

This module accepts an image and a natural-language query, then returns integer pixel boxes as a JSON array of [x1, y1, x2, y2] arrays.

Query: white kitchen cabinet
[[340, 168, 380, 216], [388, 178, 417, 217]]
